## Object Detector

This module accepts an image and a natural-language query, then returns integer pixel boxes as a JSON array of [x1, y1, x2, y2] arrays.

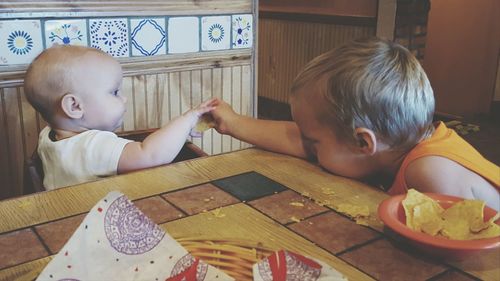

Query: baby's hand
[[186, 98, 217, 137]]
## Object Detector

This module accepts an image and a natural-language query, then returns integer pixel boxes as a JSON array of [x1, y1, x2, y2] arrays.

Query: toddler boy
[[211, 37, 499, 210]]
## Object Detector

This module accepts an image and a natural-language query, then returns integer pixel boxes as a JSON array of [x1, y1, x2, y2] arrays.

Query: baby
[[24, 45, 215, 190], [210, 37, 499, 210]]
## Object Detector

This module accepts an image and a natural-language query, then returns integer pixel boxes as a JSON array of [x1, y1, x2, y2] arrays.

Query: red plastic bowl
[[378, 193, 500, 260]]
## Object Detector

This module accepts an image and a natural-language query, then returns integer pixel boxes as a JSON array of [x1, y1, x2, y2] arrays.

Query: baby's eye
[[113, 90, 119, 96]]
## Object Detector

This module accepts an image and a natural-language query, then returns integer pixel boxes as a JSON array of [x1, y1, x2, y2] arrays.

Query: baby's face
[[291, 88, 362, 178], [72, 53, 126, 131]]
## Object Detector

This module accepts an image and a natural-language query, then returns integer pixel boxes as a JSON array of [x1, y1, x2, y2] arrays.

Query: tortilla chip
[[402, 189, 444, 230], [195, 114, 215, 132], [401, 189, 500, 240], [412, 201, 444, 235]]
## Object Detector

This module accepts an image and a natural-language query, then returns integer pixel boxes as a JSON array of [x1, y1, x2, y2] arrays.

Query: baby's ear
[[354, 127, 377, 155], [60, 94, 83, 119]]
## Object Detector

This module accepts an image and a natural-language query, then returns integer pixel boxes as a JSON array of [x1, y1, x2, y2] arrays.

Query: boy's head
[[24, 45, 126, 131], [291, 37, 434, 151], [289, 37, 435, 177]]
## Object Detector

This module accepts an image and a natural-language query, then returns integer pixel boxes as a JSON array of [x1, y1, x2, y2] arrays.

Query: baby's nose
[[121, 95, 127, 103]]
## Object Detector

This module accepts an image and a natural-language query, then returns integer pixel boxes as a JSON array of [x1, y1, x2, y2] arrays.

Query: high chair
[[23, 129, 207, 194]]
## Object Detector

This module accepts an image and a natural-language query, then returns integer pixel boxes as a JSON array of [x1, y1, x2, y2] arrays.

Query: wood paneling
[[424, 0, 500, 116], [258, 18, 375, 103], [0, 0, 257, 200]]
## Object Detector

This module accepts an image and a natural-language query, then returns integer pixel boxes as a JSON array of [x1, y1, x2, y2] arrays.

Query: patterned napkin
[[253, 250, 347, 281], [36, 191, 233, 281]]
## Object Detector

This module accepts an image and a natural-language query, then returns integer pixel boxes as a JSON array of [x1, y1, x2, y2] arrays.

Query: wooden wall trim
[[260, 11, 375, 26], [0, 49, 252, 88], [0, 1, 252, 18], [260, 0, 376, 18]]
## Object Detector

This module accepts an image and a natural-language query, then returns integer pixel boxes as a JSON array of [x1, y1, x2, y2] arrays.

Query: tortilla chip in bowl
[[378, 190, 500, 260]]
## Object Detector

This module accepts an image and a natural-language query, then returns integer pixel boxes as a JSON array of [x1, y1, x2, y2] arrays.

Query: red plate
[[378, 193, 500, 260]]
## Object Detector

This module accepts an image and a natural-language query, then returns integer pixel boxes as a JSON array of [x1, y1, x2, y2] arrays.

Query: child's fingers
[[199, 97, 218, 108]]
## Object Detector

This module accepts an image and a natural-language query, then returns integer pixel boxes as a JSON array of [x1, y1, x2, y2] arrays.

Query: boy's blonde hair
[[291, 37, 435, 150], [24, 45, 109, 124]]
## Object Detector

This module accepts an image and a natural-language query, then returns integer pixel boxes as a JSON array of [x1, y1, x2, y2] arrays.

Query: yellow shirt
[[389, 122, 500, 194]]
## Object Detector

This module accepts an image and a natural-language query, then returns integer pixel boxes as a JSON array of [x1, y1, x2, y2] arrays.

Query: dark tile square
[[289, 212, 380, 254], [162, 183, 239, 215], [35, 214, 86, 254], [0, 228, 49, 269], [134, 196, 185, 224], [248, 190, 328, 224], [211, 172, 287, 201], [340, 239, 447, 280], [429, 270, 478, 281]]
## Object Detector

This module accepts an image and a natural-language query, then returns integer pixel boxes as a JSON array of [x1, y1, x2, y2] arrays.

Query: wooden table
[[0, 148, 498, 280]]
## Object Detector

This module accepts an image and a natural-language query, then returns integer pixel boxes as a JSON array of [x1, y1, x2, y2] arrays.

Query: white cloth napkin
[[37, 191, 347, 281], [36, 191, 233, 281]]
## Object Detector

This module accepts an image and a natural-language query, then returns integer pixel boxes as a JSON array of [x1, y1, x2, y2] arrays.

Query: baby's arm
[[211, 99, 309, 159], [406, 156, 500, 210], [117, 99, 216, 173]]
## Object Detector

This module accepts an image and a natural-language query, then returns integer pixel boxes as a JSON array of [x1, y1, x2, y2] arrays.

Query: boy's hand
[[209, 98, 239, 136]]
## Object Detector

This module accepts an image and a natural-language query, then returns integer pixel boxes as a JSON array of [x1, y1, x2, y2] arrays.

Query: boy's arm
[[406, 156, 500, 210], [211, 99, 310, 159], [117, 99, 216, 174]]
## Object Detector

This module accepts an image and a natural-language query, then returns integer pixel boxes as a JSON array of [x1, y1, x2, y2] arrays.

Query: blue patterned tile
[[201, 16, 230, 51], [89, 18, 129, 57], [130, 18, 166, 56], [232, 14, 253, 49], [0, 20, 43, 65], [44, 19, 88, 47], [168, 17, 199, 54]]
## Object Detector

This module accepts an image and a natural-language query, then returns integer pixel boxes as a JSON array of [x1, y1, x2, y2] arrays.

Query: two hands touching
[[117, 98, 237, 174], [188, 98, 238, 137]]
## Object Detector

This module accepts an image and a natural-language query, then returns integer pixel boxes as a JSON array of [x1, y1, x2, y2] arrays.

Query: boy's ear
[[60, 94, 84, 119], [354, 127, 377, 155]]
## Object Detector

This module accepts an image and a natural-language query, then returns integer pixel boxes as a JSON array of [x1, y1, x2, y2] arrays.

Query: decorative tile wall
[[0, 14, 253, 65], [130, 18, 167, 56], [201, 16, 231, 51], [232, 14, 253, 49], [0, 20, 44, 64], [168, 17, 199, 53], [89, 18, 129, 57], [44, 19, 88, 48]]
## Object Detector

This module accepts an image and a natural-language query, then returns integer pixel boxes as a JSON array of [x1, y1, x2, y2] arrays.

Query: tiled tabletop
[[0, 149, 497, 281]]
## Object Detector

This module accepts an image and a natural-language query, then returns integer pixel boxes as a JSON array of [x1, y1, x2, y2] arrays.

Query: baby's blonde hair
[[24, 45, 109, 123], [291, 37, 435, 150]]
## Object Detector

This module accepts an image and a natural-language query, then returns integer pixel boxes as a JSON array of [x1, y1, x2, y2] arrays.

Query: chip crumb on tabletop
[[321, 187, 335, 195], [289, 201, 304, 207], [203, 198, 211, 202], [336, 203, 371, 225], [18, 201, 32, 208], [290, 216, 301, 223], [211, 208, 226, 218]]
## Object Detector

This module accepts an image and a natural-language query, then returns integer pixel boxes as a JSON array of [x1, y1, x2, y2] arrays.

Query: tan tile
[[134, 196, 185, 223], [162, 183, 239, 215], [288, 211, 379, 253], [0, 228, 48, 269], [248, 190, 328, 224], [35, 214, 86, 254], [340, 239, 447, 280]]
